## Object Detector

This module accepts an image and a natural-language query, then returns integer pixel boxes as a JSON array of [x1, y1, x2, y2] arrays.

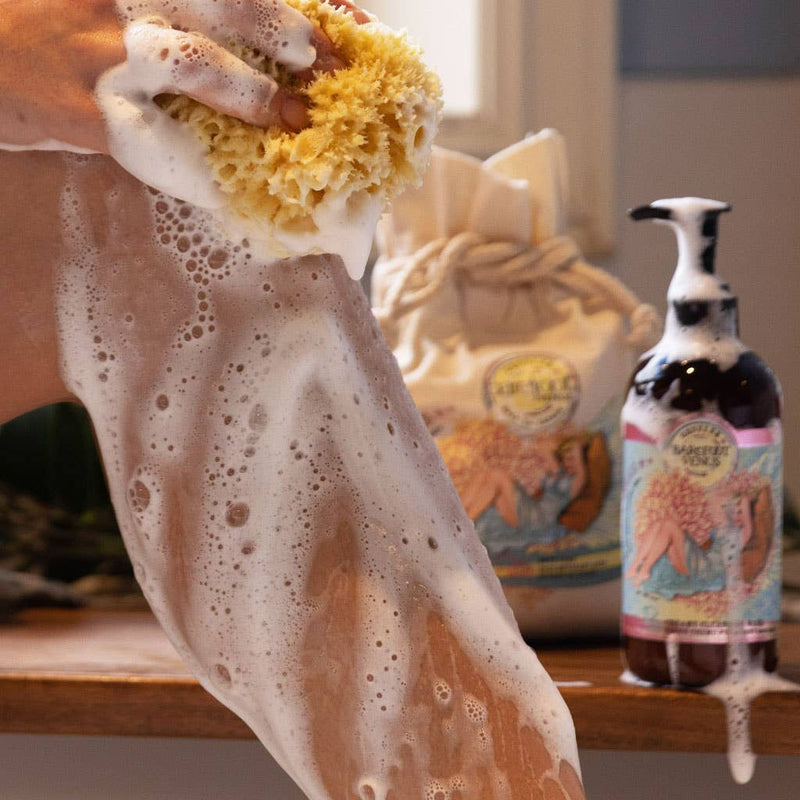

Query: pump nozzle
[[629, 198, 731, 276]]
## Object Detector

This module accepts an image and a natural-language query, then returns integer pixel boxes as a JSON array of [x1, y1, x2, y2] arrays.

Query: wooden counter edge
[[2, 671, 799, 754], [0, 673, 252, 740]]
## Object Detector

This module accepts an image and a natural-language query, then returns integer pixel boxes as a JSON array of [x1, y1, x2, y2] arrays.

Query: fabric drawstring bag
[[372, 130, 660, 638]]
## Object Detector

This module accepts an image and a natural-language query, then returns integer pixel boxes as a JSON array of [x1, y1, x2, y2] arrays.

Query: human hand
[[0, 0, 353, 156], [0, 0, 124, 152], [326, 0, 371, 24], [0, 1, 369, 423]]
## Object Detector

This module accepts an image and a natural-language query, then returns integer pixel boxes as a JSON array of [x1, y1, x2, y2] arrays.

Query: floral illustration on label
[[622, 416, 782, 642], [422, 354, 621, 589]]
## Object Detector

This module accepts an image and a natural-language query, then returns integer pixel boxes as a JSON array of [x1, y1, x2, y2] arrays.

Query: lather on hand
[[0, 0, 353, 154], [0, 0, 365, 425]]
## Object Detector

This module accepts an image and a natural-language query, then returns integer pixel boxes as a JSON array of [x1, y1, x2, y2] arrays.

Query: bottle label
[[424, 354, 621, 590], [622, 415, 782, 643]]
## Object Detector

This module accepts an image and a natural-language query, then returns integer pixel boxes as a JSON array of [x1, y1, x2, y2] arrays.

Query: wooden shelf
[[1, 609, 799, 754]]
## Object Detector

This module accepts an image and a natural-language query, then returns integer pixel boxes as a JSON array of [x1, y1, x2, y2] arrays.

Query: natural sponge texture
[[159, 0, 442, 233]]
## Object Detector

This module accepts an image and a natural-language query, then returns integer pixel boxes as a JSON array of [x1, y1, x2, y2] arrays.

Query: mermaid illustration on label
[[430, 353, 618, 588], [626, 449, 777, 603], [625, 415, 780, 618]]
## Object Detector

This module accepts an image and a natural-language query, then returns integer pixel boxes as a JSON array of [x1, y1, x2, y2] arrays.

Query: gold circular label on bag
[[485, 354, 579, 432], [665, 419, 737, 487]]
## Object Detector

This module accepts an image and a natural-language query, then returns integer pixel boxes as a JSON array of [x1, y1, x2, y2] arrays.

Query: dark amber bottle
[[621, 199, 782, 687]]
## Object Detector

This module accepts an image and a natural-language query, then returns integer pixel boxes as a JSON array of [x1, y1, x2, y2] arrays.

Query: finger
[[140, 0, 317, 70], [325, 0, 372, 24], [291, 26, 346, 83], [126, 23, 307, 131], [269, 87, 310, 132], [309, 26, 346, 72]]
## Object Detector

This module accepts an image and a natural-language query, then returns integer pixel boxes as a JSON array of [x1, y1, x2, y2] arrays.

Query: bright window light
[[358, 0, 481, 117]]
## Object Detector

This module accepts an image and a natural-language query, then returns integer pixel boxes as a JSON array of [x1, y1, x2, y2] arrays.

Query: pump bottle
[[621, 198, 782, 687]]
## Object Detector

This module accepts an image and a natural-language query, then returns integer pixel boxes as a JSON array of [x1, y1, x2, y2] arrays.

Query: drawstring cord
[[373, 232, 660, 349]]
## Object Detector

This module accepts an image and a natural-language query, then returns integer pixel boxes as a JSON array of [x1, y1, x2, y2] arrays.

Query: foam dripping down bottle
[[621, 197, 782, 687]]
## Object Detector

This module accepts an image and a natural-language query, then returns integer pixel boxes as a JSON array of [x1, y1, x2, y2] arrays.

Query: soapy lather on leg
[[0, 142, 585, 800], [47, 154, 584, 799], [0, 2, 586, 798]]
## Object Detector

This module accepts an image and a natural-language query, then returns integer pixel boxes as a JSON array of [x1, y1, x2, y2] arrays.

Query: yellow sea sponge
[[159, 0, 442, 234]]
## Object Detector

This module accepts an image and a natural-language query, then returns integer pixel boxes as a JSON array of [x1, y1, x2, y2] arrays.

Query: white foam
[[699, 522, 797, 785], [45, 8, 578, 795], [653, 316, 745, 373], [217, 184, 385, 281], [0, 139, 99, 154], [665, 633, 680, 687], [618, 670, 655, 688], [702, 654, 798, 785], [649, 198, 732, 303], [91, 2, 403, 280], [114, 1, 317, 67], [94, 2, 315, 211], [97, 15, 270, 209]]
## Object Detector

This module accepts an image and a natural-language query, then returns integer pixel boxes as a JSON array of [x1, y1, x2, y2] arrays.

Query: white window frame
[[433, 0, 525, 158], [526, 0, 618, 255], [432, 0, 618, 255]]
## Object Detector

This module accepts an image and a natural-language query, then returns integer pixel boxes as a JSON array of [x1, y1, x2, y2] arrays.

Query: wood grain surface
[[1, 609, 798, 753]]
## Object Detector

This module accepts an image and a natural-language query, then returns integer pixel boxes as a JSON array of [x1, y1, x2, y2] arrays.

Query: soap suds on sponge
[[158, 0, 442, 237]]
